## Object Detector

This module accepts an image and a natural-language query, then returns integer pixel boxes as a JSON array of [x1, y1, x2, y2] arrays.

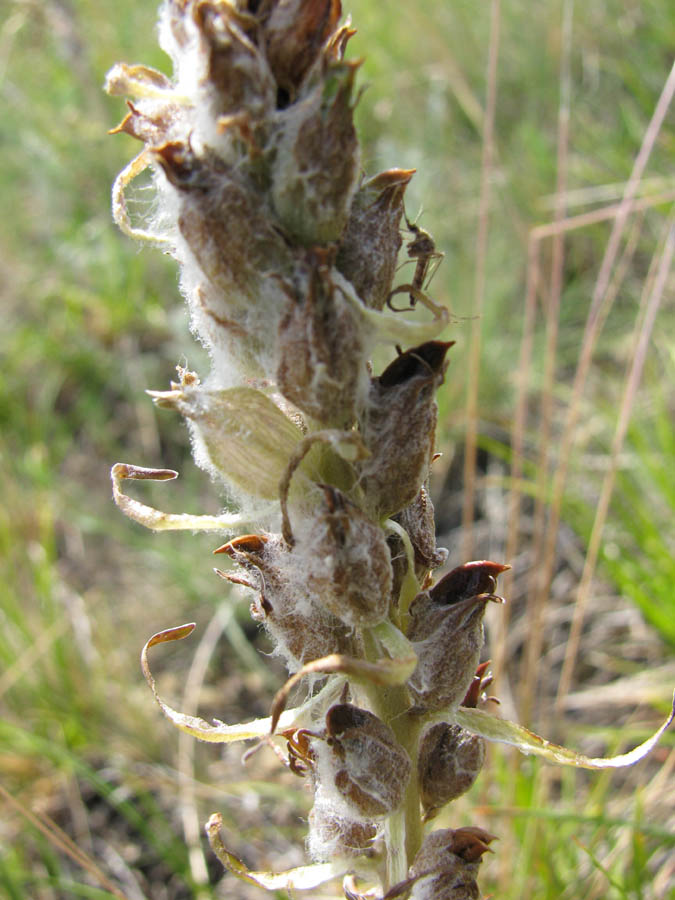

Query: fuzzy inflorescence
[[105, 2, 506, 896]]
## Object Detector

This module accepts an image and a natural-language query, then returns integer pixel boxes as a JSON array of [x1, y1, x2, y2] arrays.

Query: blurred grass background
[[1, 0, 673, 897]]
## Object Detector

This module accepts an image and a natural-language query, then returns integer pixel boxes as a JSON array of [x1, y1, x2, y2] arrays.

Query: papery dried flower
[[358, 341, 453, 518], [313, 703, 412, 819], [406, 562, 508, 712], [215, 534, 360, 670], [409, 827, 496, 900], [418, 723, 486, 820], [149, 371, 303, 501]]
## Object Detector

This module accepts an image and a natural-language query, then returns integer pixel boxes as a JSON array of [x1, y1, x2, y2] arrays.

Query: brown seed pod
[[307, 793, 377, 861], [271, 57, 360, 244], [357, 341, 452, 519], [406, 592, 489, 713], [193, 0, 276, 119], [303, 484, 392, 626], [409, 827, 496, 900], [406, 562, 508, 712], [264, 0, 343, 102], [418, 723, 486, 819], [316, 704, 411, 819]]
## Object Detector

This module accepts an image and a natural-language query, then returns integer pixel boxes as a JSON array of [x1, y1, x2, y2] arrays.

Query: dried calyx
[[408, 827, 497, 900]]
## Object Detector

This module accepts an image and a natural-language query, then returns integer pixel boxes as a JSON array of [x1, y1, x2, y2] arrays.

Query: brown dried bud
[[336, 168, 415, 310], [409, 827, 496, 900], [358, 342, 453, 519], [276, 246, 366, 425], [406, 563, 508, 712], [271, 57, 360, 244], [162, 151, 292, 306], [193, 1, 276, 119], [418, 723, 486, 819], [315, 704, 411, 818], [215, 534, 360, 671], [407, 593, 489, 713], [303, 485, 392, 626], [264, 0, 343, 101], [394, 483, 448, 577]]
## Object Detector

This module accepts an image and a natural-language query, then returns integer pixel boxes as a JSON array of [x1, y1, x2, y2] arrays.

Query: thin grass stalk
[[0, 782, 130, 900], [178, 605, 234, 893], [530, 188, 675, 240], [496, 231, 539, 684], [520, 0, 574, 724], [461, 0, 501, 561]]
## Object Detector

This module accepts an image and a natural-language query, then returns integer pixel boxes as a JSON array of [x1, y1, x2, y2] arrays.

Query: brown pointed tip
[[365, 167, 416, 190], [213, 534, 267, 556], [430, 560, 509, 606], [450, 826, 498, 862], [378, 340, 455, 388]]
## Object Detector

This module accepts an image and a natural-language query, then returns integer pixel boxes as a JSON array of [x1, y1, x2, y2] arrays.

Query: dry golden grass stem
[[518, 0, 573, 724], [178, 604, 235, 894], [461, 0, 501, 561]]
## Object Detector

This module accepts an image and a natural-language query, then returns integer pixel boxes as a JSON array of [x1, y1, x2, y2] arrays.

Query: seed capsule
[[271, 57, 360, 244], [418, 723, 486, 819], [394, 483, 448, 578], [303, 485, 392, 626], [358, 341, 453, 519], [307, 792, 377, 861], [409, 827, 496, 900], [406, 562, 508, 712], [264, 0, 343, 101], [336, 168, 414, 310], [276, 246, 367, 426], [316, 704, 411, 819]]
